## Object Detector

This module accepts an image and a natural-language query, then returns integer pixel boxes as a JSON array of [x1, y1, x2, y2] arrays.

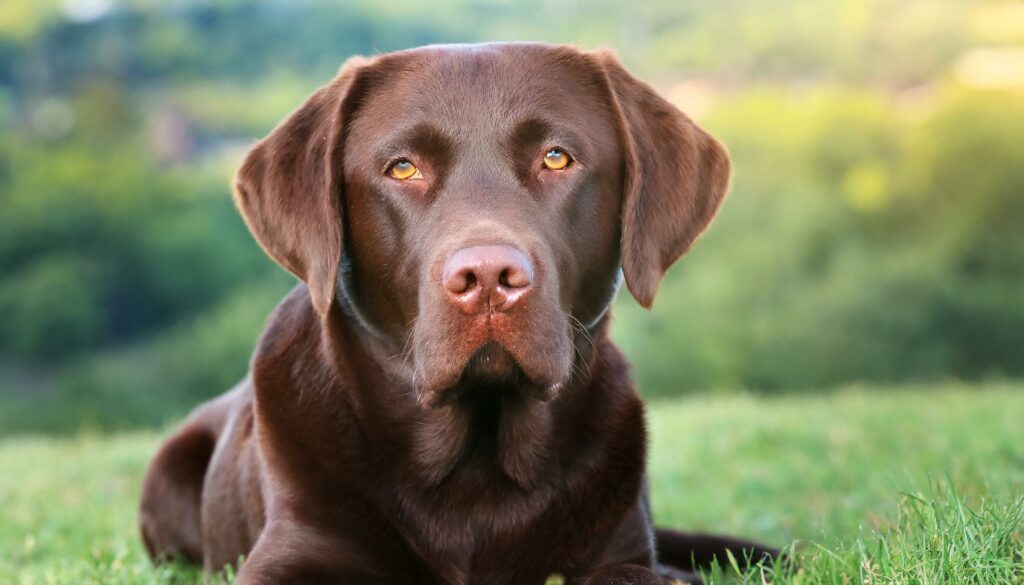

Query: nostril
[[502, 264, 533, 289], [444, 264, 478, 295]]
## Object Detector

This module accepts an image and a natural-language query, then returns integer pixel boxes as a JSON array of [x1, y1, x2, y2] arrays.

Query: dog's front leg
[[232, 520, 409, 585]]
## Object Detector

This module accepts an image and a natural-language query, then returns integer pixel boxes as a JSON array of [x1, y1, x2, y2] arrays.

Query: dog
[[139, 42, 778, 584]]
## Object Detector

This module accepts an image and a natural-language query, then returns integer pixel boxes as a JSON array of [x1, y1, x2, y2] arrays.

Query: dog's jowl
[[139, 43, 777, 585]]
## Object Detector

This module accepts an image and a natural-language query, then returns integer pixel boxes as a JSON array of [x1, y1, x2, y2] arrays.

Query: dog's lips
[[417, 314, 568, 407]]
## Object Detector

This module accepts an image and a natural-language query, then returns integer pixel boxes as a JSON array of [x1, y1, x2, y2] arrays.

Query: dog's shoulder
[[252, 283, 321, 370]]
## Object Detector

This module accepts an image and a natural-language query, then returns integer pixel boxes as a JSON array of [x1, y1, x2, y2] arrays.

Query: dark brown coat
[[139, 43, 776, 585]]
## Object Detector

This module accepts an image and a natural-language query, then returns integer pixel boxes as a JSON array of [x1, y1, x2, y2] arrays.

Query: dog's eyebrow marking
[[507, 117, 587, 187], [507, 117, 586, 160], [508, 117, 552, 152], [376, 122, 455, 169]]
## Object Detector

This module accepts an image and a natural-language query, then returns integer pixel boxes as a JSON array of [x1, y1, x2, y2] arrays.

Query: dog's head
[[234, 43, 729, 406]]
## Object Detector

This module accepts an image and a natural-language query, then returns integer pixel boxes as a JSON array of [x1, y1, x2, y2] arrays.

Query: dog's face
[[340, 46, 625, 403], [234, 43, 730, 406]]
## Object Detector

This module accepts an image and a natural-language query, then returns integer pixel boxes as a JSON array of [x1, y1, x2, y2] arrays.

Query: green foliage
[[0, 276, 292, 434], [615, 87, 1024, 395], [0, 252, 101, 358], [1, 384, 1022, 583]]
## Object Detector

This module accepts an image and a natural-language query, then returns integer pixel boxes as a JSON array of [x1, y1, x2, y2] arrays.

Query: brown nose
[[442, 245, 534, 314]]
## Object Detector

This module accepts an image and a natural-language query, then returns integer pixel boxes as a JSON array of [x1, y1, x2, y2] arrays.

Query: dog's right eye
[[542, 148, 572, 171], [388, 159, 422, 180]]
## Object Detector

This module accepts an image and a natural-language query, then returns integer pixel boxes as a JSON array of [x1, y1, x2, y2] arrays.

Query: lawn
[[1, 382, 1022, 583]]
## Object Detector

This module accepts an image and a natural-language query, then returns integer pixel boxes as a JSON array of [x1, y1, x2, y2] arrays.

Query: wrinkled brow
[[373, 122, 456, 169], [507, 117, 588, 162], [505, 116, 590, 187]]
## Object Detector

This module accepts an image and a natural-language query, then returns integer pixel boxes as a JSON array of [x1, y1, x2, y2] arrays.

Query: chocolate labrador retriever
[[139, 42, 778, 584]]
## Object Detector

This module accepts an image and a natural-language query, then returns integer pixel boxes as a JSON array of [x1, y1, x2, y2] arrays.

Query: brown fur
[[140, 43, 776, 584]]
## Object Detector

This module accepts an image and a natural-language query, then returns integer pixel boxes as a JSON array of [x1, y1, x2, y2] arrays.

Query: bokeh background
[[1, 0, 1022, 434]]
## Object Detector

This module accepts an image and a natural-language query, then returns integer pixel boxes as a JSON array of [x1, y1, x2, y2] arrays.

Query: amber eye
[[388, 159, 422, 180], [542, 148, 572, 170]]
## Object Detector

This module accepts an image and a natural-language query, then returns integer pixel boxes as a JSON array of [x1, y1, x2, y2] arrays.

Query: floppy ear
[[233, 57, 368, 316], [597, 52, 731, 309]]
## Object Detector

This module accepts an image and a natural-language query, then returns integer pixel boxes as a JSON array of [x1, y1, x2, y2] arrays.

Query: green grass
[[1, 383, 1022, 583]]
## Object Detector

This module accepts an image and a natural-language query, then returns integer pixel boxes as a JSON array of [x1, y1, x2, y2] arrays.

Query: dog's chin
[[424, 342, 562, 408], [463, 342, 523, 384]]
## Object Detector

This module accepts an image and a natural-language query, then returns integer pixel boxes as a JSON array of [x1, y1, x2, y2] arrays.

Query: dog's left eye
[[542, 148, 572, 171], [388, 159, 423, 180]]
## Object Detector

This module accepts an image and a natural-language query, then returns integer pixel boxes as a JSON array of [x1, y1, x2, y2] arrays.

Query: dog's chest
[[391, 476, 563, 584]]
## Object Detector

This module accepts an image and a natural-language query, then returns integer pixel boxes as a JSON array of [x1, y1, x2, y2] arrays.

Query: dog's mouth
[[424, 340, 559, 408]]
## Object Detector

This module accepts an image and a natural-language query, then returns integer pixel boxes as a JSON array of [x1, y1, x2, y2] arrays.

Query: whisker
[[564, 311, 597, 381], [399, 316, 419, 367]]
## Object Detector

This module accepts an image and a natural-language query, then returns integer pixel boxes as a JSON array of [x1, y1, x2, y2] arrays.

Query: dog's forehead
[[358, 43, 610, 135]]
